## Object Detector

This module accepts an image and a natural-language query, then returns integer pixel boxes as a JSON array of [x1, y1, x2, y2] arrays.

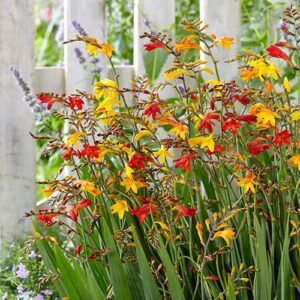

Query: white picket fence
[[0, 0, 244, 245]]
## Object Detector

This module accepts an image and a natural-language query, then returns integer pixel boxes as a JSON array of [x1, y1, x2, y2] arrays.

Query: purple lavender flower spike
[[74, 47, 86, 64], [72, 20, 88, 36]]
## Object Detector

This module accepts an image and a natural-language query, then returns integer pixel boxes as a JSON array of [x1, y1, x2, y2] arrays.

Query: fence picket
[[0, 0, 35, 246]]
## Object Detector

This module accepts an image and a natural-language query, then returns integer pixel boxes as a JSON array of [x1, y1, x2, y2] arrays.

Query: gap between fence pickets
[[34, 65, 135, 94]]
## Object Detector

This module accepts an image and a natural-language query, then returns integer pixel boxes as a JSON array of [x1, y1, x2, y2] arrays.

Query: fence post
[[133, 0, 175, 86], [0, 0, 35, 247], [200, 0, 241, 81], [64, 0, 107, 94]]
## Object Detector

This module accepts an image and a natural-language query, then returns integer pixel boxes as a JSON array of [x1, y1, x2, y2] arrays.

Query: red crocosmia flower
[[191, 95, 199, 103], [129, 153, 152, 169], [221, 118, 241, 135], [248, 137, 271, 156], [173, 153, 195, 172], [68, 199, 92, 222], [144, 38, 166, 52], [74, 244, 83, 255], [273, 130, 292, 146], [37, 94, 58, 110], [236, 115, 256, 123], [131, 202, 157, 224], [143, 103, 161, 120], [205, 144, 225, 155], [206, 275, 219, 281], [36, 213, 59, 227], [80, 144, 99, 160], [61, 147, 77, 160], [266, 45, 291, 64], [174, 205, 197, 221], [234, 95, 250, 106], [199, 112, 220, 133], [68, 96, 84, 110]]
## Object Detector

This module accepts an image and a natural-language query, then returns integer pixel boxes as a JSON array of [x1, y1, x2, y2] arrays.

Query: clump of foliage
[[0, 241, 57, 299], [23, 4, 300, 300]]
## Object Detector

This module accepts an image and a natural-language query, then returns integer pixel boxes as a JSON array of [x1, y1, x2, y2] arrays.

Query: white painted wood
[[134, 0, 176, 98], [0, 0, 35, 247], [200, 0, 240, 81], [34, 67, 65, 94], [64, 0, 107, 94]]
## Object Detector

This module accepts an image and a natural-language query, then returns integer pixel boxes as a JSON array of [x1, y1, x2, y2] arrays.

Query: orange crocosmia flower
[[68, 199, 92, 222], [174, 35, 202, 52], [237, 171, 258, 193], [77, 180, 101, 197], [65, 131, 85, 149], [42, 185, 56, 198], [100, 43, 113, 57], [36, 212, 59, 227], [288, 154, 300, 171], [216, 37, 235, 50], [213, 228, 235, 246], [111, 200, 129, 220], [249, 103, 265, 116], [196, 222, 204, 243], [239, 68, 258, 82], [173, 205, 197, 221], [264, 80, 273, 93]]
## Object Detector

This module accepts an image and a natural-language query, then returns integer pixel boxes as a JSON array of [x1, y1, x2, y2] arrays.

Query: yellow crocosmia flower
[[125, 164, 134, 177], [201, 67, 214, 75], [65, 131, 85, 149], [168, 123, 188, 139], [100, 43, 113, 57], [76, 180, 101, 197], [95, 147, 114, 162], [117, 144, 134, 157], [164, 68, 189, 80], [217, 37, 234, 50], [196, 222, 204, 243], [256, 108, 281, 127], [231, 266, 236, 277], [188, 134, 215, 152], [111, 200, 129, 219], [290, 220, 298, 228], [239, 68, 258, 82], [288, 154, 300, 171], [291, 111, 300, 121], [93, 79, 118, 100], [153, 145, 174, 164], [134, 130, 152, 142], [216, 223, 228, 230], [155, 221, 170, 231], [266, 61, 280, 80], [237, 171, 258, 193], [239, 263, 244, 271], [85, 43, 99, 56], [95, 97, 121, 113], [283, 76, 291, 93], [205, 218, 211, 230], [120, 176, 138, 193], [205, 79, 222, 86], [213, 228, 235, 246]]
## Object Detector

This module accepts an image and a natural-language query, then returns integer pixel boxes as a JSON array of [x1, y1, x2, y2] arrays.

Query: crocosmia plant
[[26, 5, 300, 300]]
